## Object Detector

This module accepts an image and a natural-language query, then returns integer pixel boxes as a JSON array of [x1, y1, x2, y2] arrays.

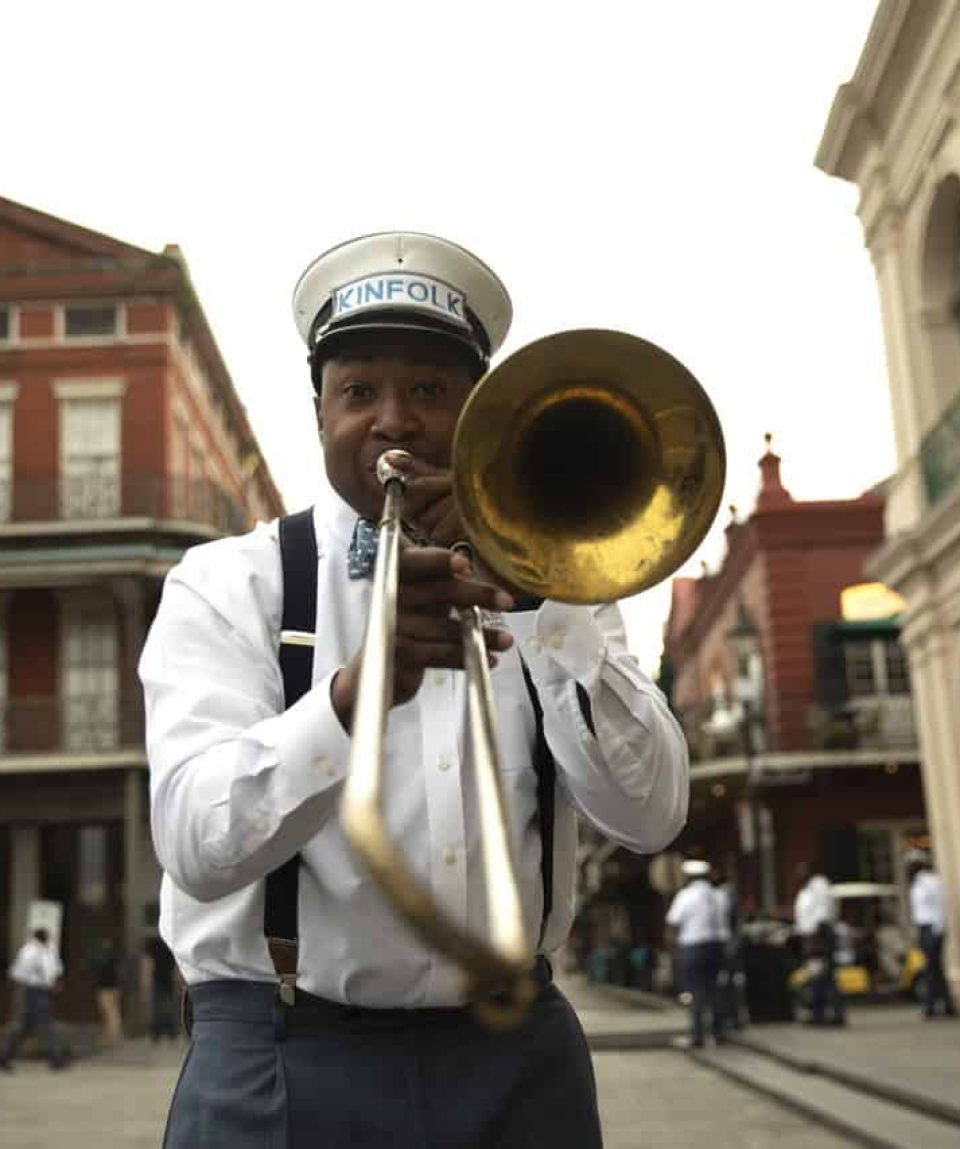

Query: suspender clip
[[267, 936, 299, 1008]]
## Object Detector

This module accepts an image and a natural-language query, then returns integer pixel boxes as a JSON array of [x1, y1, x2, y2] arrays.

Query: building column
[[903, 617, 960, 995], [8, 826, 40, 956], [867, 221, 927, 533], [123, 767, 145, 1031]]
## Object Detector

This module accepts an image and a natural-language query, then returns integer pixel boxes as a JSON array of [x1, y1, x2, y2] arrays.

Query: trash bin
[[741, 921, 795, 1022]]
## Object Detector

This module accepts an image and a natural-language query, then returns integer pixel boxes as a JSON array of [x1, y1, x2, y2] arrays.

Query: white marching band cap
[[292, 232, 513, 379], [681, 859, 710, 878]]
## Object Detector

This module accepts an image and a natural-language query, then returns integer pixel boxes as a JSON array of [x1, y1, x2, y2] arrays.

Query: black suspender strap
[[264, 510, 317, 1004], [519, 657, 556, 949], [264, 510, 559, 988]]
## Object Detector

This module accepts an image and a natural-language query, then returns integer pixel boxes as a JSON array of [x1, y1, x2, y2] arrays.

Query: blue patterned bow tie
[[348, 518, 380, 579]]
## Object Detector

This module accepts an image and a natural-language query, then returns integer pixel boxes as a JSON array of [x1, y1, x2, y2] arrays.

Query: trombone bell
[[453, 329, 726, 603]]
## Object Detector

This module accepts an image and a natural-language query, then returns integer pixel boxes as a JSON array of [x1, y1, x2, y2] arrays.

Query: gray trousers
[[163, 978, 602, 1148]]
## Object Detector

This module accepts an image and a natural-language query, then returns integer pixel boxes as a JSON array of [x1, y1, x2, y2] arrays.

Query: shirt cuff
[[509, 602, 605, 693], [249, 669, 352, 817]]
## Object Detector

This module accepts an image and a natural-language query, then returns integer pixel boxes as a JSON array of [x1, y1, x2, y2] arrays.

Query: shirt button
[[252, 816, 268, 833], [547, 630, 565, 649], [313, 756, 335, 776], [437, 756, 451, 772], [431, 669, 446, 686], [442, 846, 457, 866], [527, 637, 543, 654]]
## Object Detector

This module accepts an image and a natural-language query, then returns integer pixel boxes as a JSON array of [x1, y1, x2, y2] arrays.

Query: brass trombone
[[339, 329, 726, 1025]]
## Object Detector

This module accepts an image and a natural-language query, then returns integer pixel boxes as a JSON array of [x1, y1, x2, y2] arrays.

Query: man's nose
[[372, 393, 420, 439]]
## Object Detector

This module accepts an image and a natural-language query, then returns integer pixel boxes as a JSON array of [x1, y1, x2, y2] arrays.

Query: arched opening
[[918, 175, 960, 428]]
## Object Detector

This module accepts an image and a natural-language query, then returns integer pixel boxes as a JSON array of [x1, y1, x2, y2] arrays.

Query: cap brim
[[315, 317, 487, 368]]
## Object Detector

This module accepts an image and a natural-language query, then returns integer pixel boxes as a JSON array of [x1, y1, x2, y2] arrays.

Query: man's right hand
[[331, 546, 514, 732]]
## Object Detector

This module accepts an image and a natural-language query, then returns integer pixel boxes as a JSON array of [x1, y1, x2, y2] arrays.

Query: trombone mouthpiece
[[376, 450, 413, 487]]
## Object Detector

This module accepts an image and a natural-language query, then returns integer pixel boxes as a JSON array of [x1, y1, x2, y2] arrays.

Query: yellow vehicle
[[789, 882, 925, 999]]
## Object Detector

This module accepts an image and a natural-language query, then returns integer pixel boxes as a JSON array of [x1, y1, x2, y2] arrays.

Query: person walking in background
[[92, 938, 123, 1049], [666, 859, 726, 1048], [794, 862, 846, 1026], [0, 927, 70, 1071], [907, 849, 957, 1020]]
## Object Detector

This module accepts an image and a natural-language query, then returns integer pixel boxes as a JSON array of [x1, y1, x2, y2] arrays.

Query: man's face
[[316, 335, 476, 520]]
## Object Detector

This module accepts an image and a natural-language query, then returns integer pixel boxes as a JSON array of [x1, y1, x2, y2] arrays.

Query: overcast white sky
[[4, 2, 888, 672]]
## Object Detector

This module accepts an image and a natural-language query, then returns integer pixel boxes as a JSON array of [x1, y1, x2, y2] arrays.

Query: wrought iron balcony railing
[[680, 692, 917, 763], [920, 388, 960, 508], [0, 694, 144, 756], [0, 474, 248, 535]]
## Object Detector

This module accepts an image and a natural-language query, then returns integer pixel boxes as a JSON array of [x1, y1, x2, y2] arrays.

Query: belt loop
[[180, 987, 194, 1039]]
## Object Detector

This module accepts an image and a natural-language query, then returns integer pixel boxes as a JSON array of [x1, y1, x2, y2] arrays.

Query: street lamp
[[725, 602, 768, 913]]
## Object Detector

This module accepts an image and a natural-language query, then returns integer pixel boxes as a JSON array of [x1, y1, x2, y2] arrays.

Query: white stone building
[[817, 0, 960, 991]]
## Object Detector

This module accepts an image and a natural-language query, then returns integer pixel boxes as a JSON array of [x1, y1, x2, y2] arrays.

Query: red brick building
[[0, 197, 284, 1022], [661, 439, 926, 922]]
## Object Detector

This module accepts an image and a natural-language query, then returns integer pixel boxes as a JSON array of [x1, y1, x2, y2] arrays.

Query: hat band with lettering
[[308, 270, 491, 373]]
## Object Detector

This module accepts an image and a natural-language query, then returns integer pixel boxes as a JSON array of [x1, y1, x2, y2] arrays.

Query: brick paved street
[[0, 1036, 860, 1149], [0, 979, 862, 1148]]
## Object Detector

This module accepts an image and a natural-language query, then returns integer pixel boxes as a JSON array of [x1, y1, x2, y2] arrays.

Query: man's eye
[[343, 381, 373, 400], [413, 380, 445, 399]]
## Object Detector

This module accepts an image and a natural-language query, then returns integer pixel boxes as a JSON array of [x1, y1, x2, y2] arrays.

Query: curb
[[729, 1033, 960, 1129]]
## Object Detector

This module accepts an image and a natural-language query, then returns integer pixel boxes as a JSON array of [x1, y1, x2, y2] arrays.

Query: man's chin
[[329, 473, 384, 521]]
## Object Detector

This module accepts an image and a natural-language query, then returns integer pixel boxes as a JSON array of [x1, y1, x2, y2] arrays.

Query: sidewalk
[[576, 975, 960, 1147], [728, 1003, 960, 1125], [556, 972, 687, 1048]]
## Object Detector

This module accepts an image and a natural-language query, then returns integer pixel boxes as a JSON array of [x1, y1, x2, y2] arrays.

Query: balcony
[[683, 692, 917, 763], [0, 474, 248, 536], [1, 694, 144, 757], [920, 388, 960, 508]]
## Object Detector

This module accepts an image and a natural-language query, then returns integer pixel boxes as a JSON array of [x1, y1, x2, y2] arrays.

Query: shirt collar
[[315, 485, 363, 548]]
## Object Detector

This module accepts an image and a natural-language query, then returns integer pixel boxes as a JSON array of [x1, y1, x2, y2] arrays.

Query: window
[[61, 596, 118, 751], [884, 640, 910, 695], [0, 389, 14, 523], [64, 304, 117, 338], [844, 637, 910, 697], [58, 391, 122, 518], [844, 641, 876, 697], [0, 309, 9, 342], [77, 826, 108, 907]]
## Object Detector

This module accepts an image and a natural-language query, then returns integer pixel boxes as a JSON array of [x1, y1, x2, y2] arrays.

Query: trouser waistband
[[184, 954, 553, 1034]]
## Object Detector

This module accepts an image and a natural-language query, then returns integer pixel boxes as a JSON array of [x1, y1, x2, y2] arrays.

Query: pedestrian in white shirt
[[907, 851, 956, 1019], [793, 864, 846, 1026], [666, 859, 725, 1048], [140, 231, 691, 1148], [0, 928, 69, 1070]]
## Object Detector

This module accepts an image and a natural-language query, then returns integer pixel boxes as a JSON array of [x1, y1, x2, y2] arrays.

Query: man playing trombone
[[140, 231, 693, 1147]]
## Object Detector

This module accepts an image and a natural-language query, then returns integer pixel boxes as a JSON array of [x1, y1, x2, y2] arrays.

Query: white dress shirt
[[911, 870, 946, 934], [794, 875, 837, 937], [140, 491, 689, 1008], [10, 939, 62, 989], [665, 880, 723, 946]]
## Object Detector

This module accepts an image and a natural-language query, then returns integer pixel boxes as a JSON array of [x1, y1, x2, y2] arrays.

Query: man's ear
[[313, 394, 324, 445]]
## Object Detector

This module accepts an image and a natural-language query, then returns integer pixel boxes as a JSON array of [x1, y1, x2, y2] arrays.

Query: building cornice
[[815, 0, 911, 181], [691, 745, 920, 783], [0, 752, 147, 776], [867, 481, 960, 590]]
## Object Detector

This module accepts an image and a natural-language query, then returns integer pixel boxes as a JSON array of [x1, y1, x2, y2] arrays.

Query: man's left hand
[[403, 460, 522, 595], [402, 460, 464, 549]]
